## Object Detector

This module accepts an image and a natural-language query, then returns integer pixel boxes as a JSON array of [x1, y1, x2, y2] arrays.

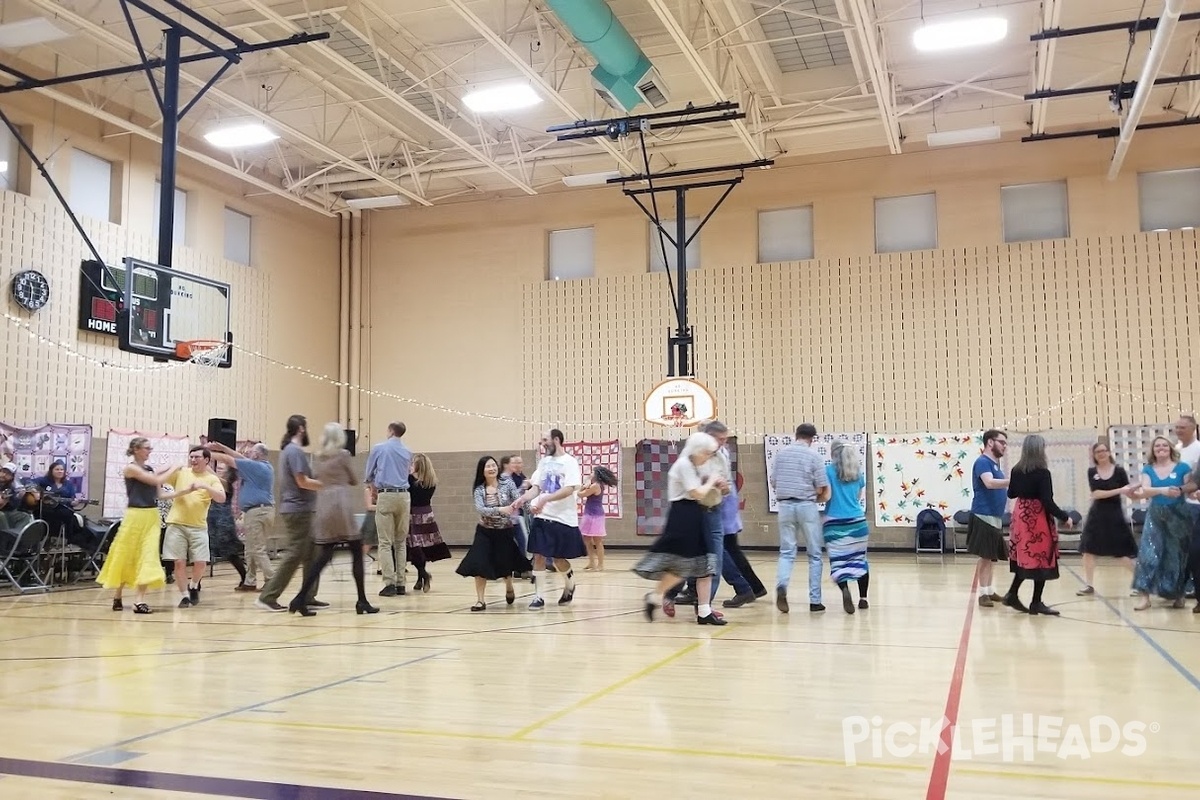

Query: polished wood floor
[[0, 552, 1197, 799]]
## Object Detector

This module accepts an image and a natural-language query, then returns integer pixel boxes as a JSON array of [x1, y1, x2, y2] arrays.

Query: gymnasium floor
[[0, 552, 1196, 799]]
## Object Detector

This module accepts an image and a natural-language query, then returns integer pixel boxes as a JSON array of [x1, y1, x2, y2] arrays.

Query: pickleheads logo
[[841, 715, 1156, 765]]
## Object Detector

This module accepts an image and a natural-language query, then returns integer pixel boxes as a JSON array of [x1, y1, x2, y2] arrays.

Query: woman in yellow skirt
[[99, 437, 174, 614]]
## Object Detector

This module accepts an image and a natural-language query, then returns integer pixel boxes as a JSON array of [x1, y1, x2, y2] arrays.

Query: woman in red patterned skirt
[[407, 454, 451, 592], [1003, 434, 1073, 616]]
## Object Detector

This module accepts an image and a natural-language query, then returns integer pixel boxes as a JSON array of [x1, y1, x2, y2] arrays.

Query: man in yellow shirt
[[163, 446, 226, 608]]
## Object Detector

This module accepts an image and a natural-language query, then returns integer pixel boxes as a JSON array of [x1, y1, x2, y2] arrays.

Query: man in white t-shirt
[[516, 429, 585, 609]]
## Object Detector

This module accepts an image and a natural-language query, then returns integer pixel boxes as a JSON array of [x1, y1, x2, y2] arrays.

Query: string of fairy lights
[[3, 308, 1195, 433]]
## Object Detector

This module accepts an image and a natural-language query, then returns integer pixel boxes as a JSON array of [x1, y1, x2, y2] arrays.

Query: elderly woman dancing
[[633, 432, 728, 626]]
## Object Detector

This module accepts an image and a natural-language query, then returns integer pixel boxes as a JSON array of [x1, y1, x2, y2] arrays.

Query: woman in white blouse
[[633, 432, 728, 625]]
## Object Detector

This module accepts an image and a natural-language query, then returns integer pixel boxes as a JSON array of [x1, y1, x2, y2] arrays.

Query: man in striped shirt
[[770, 423, 831, 613]]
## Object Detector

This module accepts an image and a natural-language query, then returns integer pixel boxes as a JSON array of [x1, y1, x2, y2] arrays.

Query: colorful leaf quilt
[[872, 433, 982, 526]]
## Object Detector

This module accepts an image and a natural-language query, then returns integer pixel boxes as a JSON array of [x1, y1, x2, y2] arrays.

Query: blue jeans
[[776, 500, 823, 604]]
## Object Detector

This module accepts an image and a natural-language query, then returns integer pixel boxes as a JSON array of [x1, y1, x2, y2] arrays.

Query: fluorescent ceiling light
[[462, 83, 542, 114], [927, 125, 1001, 147], [203, 123, 278, 149], [0, 17, 73, 49], [344, 194, 409, 209], [562, 171, 620, 187], [913, 17, 1007, 52]]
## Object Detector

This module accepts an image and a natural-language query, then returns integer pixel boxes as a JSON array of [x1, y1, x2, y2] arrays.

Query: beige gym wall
[[0, 93, 340, 441], [364, 127, 1199, 456]]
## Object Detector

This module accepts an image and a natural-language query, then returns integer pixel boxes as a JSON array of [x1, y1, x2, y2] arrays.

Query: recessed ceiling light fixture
[[562, 171, 621, 187], [462, 82, 542, 114], [926, 125, 1002, 147], [0, 17, 73, 49], [203, 123, 279, 149], [344, 194, 410, 209], [913, 16, 1008, 52]]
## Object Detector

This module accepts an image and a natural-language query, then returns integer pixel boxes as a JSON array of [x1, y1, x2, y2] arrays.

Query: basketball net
[[187, 342, 229, 373]]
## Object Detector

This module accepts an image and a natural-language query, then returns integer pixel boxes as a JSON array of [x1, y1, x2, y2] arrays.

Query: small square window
[[875, 193, 937, 253]]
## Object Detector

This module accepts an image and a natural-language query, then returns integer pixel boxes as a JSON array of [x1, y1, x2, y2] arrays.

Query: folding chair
[[952, 510, 971, 553], [0, 520, 51, 593], [75, 519, 121, 582]]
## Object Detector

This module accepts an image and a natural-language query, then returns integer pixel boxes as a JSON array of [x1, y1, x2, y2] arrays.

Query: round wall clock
[[11, 269, 50, 311]]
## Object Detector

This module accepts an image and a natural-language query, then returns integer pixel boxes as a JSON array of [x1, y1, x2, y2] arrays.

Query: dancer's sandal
[[470, 601, 486, 612]]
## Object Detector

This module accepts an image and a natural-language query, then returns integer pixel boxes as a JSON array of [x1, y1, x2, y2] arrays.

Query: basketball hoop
[[176, 339, 229, 370]]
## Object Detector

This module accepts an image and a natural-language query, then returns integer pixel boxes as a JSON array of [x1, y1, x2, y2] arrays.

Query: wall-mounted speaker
[[207, 417, 237, 449], [345, 428, 357, 456]]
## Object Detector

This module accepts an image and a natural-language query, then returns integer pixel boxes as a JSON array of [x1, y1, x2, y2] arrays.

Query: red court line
[[925, 567, 980, 800]]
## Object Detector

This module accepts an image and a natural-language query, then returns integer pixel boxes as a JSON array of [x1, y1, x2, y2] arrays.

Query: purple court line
[[65, 648, 455, 763], [0, 756, 452, 799]]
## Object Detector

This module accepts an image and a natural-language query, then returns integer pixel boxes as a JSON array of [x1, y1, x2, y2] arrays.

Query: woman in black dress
[[456, 456, 532, 611], [407, 454, 451, 592], [1077, 442, 1138, 596]]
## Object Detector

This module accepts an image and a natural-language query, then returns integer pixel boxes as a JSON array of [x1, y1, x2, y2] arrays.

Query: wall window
[[69, 148, 115, 223], [224, 207, 252, 265], [649, 217, 700, 272], [758, 206, 814, 262], [1002, 181, 1069, 242], [547, 227, 595, 280], [152, 181, 188, 247], [875, 192, 937, 253], [0, 123, 18, 193], [1139, 168, 1200, 232]]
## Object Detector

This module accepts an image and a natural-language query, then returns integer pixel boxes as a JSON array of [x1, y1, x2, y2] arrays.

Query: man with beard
[[515, 429, 585, 608], [966, 429, 1010, 607], [256, 415, 326, 612]]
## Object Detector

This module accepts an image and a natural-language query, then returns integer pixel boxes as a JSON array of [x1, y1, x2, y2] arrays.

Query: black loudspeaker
[[207, 418, 238, 449], [345, 428, 357, 456]]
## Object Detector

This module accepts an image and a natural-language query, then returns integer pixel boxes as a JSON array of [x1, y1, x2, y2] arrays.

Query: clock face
[[11, 270, 50, 311]]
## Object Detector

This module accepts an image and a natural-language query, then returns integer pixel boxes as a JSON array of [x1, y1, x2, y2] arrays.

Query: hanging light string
[[5, 311, 1193, 431], [2, 311, 187, 373]]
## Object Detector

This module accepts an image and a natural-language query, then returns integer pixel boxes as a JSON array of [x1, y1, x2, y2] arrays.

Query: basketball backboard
[[114, 257, 232, 367]]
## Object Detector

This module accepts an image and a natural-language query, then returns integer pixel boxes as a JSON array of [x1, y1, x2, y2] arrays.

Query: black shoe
[[506, 589, 515, 605], [858, 598, 869, 609], [308, 600, 329, 608], [188, 586, 200, 605], [133, 603, 152, 615], [356, 601, 379, 615], [697, 612, 727, 626], [397, 584, 407, 595], [255, 599, 286, 612], [288, 600, 316, 617], [558, 586, 575, 605], [421, 572, 432, 593], [1029, 602, 1060, 616], [722, 591, 756, 609], [810, 603, 826, 612], [676, 591, 698, 606], [178, 596, 191, 608], [379, 585, 398, 597], [470, 601, 486, 612], [413, 575, 425, 592], [643, 593, 656, 622], [1003, 593, 1030, 613], [840, 585, 855, 614], [753, 587, 769, 599], [111, 598, 123, 612]]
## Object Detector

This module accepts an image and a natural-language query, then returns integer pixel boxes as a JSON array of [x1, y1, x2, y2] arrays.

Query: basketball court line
[[509, 625, 732, 740], [1065, 566, 1200, 692], [63, 648, 455, 764], [0, 757, 447, 800], [924, 566, 980, 800]]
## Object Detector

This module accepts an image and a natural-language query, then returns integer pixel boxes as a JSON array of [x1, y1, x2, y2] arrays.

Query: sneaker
[[776, 588, 789, 614], [558, 587, 575, 605], [188, 586, 200, 605], [978, 595, 994, 607], [1076, 586, 1095, 596], [675, 591, 698, 606], [529, 597, 545, 609], [255, 599, 286, 612], [809, 603, 826, 612], [178, 596, 191, 608]]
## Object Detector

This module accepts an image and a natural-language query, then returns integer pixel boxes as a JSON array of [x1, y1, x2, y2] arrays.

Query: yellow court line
[[955, 764, 1200, 791], [509, 627, 731, 740]]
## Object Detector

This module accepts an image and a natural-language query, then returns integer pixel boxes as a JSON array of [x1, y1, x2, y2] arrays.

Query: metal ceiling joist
[[19, 0, 429, 208], [241, 0, 537, 195], [444, 0, 636, 173], [716, 0, 784, 100], [1108, 0, 1183, 180], [843, 0, 901, 154], [645, 0, 765, 160], [1030, 0, 1062, 135], [34, 85, 335, 216]]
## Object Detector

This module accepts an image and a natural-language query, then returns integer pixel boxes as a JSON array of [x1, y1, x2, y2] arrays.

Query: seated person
[[33, 460, 92, 551], [0, 462, 35, 553]]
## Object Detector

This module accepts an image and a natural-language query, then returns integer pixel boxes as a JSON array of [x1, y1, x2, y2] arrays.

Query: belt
[[778, 497, 815, 503], [377, 487, 408, 493], [243, 503, 273, 511]]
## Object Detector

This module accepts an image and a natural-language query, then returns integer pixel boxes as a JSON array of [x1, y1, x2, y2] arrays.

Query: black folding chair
[[75, 519, 121, 581], [0, 520, 51, 593]]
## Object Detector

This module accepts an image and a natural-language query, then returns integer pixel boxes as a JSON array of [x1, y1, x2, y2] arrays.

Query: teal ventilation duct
[[545, 0, 669, 112]]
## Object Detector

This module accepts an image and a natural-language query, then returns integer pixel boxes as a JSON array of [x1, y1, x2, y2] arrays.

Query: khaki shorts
[[163, 523, 210, 562]]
